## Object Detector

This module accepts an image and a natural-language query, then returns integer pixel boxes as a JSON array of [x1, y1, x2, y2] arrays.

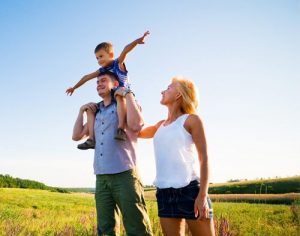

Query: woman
[[139, 77, 215, 236]]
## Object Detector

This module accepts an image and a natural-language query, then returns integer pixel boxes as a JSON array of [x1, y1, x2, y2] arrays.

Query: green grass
[[209, 176, 300, 194], [0, 188, 96, 235], [0, 188, 299, 235], [214, 202, 299, 235], [211, 193, 300, 205], [145, 190, 300, 205]]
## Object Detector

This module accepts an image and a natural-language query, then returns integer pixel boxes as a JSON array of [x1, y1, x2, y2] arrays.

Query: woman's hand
[[194, 194, 210, 220]]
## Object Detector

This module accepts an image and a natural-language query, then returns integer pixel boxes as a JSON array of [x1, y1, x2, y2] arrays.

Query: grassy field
[[208, 176, 300, 194], [144, 190, 300, 205], [0, 188, 299, 235], [0, 188, 96, 235], [210, 193, 300, 204]]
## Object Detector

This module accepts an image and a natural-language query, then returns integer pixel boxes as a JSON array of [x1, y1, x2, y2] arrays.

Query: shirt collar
[[98, 100, 116, 112]]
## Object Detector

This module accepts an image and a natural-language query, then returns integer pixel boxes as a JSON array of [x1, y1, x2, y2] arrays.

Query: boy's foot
[[114, 128, 127, 141], [77, 139, 95, 150]]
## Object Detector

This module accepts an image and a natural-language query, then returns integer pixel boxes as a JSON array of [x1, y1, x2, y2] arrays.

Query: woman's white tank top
[[153, 114, 200, 188]]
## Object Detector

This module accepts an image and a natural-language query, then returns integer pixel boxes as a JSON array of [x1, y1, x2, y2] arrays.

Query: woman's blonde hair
[[172, 77, 199, 114]]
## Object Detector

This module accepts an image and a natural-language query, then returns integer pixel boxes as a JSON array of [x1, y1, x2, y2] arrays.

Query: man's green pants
[[95, 169, 153, 236]]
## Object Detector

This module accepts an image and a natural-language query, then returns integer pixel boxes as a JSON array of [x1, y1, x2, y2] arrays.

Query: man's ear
[[110, 52, 114, 58], [113, 80, 119, 87]]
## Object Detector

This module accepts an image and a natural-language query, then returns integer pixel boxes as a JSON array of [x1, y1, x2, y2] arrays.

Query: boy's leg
[[115, 95, 126, 130], [86, 108, 95, 141], [95, 175, 120, 236], [77, 109, 95, 149], [112, 169, 153, 236], [114, 94, 127, 141]]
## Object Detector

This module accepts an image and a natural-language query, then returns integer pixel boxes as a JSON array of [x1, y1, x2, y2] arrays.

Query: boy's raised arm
[[66, 70, 100, 96], [118, 31, 150, 69]]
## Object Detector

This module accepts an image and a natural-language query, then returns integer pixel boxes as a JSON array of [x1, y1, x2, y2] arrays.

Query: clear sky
[[0, 0, 299, 187]]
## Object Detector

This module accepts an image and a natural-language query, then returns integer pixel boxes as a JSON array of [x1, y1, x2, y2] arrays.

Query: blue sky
[[0, 0, 299, 187]]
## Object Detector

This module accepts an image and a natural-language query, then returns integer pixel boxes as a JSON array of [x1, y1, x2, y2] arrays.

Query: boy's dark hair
[[98, 71, 118, 81], [94, 42, 114, 54]]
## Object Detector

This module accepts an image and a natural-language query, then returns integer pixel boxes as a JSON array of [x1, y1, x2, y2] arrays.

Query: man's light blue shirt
[[93, 101, 139, 175]]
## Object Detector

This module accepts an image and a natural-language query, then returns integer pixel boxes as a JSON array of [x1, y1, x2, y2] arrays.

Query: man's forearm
[[126, 93, 144, 132], [72, 110, 85, 141]]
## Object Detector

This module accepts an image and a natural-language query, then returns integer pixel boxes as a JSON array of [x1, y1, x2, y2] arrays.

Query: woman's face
[[160, 82, 181, 105]]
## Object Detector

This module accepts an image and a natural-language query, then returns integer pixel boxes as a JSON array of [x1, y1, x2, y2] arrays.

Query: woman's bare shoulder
[[184, 114, 203, 133]]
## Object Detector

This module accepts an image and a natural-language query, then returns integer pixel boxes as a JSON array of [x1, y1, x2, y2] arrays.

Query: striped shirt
[[99, 59, 130, 88]]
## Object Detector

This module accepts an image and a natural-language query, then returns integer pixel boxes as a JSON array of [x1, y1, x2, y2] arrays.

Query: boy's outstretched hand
[[137, 31, 150, 44], [66, 87, 75, 96]]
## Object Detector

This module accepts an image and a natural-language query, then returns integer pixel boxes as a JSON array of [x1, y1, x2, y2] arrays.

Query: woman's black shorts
[[156, 180, 213, 219]]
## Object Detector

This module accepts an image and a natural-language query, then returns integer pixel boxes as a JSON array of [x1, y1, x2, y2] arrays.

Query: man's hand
[[80, 102, 98, 113], [66, 87, 75, 96], [136, 31, 150, 44]]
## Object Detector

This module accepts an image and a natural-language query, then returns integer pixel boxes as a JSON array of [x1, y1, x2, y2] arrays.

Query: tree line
[[0, 174, 68, 193]]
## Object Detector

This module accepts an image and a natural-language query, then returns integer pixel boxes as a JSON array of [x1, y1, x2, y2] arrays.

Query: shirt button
[[102, 122, 104, 125], [101, 143, 103, 145], [100, 153, 103, 156], [102, 132, 104, 135]]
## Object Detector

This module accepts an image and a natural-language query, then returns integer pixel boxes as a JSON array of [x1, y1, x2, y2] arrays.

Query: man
[[72, 71, 153, 235]]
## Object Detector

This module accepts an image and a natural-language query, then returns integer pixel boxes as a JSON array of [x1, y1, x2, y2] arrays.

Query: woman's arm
[[139, 120, 164, 138], [184, 114, 210, 219]]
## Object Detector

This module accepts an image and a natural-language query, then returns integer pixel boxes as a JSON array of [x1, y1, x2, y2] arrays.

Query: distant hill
[[65, 176, 300, 194], [209, 176, 300, 194], [0, 174, 68, 193], [64, 187, 95, 193], [3, 174, 298, 195]]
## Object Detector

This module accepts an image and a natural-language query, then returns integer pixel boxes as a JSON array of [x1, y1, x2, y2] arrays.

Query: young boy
[[66, 31, 150, 149]]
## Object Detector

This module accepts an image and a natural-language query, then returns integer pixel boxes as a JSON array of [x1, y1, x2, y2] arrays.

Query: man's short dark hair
[[98, 71, 118, 81]]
